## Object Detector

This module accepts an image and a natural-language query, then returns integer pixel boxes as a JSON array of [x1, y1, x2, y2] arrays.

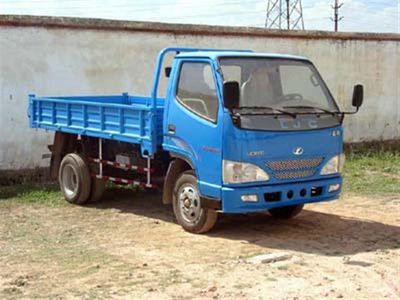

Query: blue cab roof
[[176, 50, 308, 61]]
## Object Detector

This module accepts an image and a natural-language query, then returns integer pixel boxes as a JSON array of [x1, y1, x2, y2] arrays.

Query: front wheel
[[172, 170, 217, 234], [268, 204, 304, 219]]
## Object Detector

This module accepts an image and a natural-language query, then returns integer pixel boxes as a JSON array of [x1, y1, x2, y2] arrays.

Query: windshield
[[219, 57, 341, 131]]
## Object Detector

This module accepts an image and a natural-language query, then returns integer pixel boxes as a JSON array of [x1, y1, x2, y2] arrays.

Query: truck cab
[[161, 49, 363, 232]]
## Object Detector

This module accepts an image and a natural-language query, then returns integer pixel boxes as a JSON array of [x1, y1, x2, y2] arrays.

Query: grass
[[343, 150, 400, 195], [0, 150, 399, 207], [0, 183, 63, 207]]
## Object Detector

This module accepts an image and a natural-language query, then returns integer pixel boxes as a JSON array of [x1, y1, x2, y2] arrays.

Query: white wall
[[0, 16, 399, 170]]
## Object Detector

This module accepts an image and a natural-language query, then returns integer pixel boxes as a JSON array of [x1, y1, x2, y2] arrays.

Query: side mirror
[[352, 84, 364, 109], [223, 81, 240, 110], [164, 67, 171, 78]]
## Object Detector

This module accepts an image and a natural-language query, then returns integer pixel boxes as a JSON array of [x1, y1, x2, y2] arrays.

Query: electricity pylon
[[265, 0, 305, 30]]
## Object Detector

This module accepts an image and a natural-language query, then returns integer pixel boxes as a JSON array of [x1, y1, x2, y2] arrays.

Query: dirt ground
[[0, 188, 399, 299]]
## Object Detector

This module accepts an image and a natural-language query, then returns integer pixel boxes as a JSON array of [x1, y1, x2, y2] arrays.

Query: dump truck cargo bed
[[28, 94, 164, 155]]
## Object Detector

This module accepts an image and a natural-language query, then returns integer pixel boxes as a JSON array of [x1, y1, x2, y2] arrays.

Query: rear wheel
[[59, 153, 91, 204], [268, 204, 304, 219], [172, 170, 217, 234]]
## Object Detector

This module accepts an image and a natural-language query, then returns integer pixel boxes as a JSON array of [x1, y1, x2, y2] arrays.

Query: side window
[[176, 62, 219, 122]]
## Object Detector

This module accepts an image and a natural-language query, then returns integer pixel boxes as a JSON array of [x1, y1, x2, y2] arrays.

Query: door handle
[[168, 124, 176, 135]]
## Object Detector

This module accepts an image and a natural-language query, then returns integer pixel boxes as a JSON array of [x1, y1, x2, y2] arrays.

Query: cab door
[[163, 58, 223, 199]]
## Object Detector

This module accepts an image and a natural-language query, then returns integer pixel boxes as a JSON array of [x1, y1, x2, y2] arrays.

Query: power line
[[265, 0, 305, 30], [330, 0, 343, 32]]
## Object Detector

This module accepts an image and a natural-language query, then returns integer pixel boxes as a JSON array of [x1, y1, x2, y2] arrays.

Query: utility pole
[[265, 0, 305, 30], [286, 0, 290, 30], [331, 0, 343, 32]]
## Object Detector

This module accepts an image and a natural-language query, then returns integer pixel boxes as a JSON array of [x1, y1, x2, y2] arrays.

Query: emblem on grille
[[293, 147, 304, 156]]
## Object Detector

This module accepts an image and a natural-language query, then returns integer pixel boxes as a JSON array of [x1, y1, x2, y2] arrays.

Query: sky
[[0, 0, 399, 33]]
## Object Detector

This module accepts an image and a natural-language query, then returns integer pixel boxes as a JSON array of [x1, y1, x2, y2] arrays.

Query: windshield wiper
[[234, 106, 296, 118], [283, 105, 338, 116]]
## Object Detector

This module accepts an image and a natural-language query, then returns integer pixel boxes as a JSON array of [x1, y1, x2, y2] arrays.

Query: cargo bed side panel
[[28, 95, 164, 155]]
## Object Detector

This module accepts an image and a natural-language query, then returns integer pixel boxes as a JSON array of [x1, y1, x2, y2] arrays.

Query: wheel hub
[[178, 185, 202, 224], [184, 198, 191, 208], [62, 165, 78, 197]]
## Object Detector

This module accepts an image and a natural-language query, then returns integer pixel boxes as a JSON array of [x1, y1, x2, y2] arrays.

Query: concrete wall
[[0, 15, 399, 170]]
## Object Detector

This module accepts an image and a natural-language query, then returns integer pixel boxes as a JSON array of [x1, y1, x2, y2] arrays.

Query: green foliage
[[0, 183, 63, 207], [343, 150, 400, 195]]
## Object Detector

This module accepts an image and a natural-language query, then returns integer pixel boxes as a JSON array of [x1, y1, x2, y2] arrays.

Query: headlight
[[223, 160, 269, 183], [320, 154, 345, 175]]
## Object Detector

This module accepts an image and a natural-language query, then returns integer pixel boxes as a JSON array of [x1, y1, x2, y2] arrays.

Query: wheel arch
[[50, 132, 79, 179], [162, 155, 195, 205]]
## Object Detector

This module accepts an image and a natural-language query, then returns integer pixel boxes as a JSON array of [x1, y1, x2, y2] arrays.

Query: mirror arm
[[340, 106, 360, 115]]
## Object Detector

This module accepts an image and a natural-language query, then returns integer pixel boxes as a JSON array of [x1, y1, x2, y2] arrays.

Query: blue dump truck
[[29, 47, 363, 233]]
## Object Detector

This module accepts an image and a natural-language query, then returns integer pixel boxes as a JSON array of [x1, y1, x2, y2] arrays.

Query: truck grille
[[267, 158, 323, 180]]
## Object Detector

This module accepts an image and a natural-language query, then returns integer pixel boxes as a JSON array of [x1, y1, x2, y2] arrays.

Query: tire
[[90, 178, 106, 202], [172, 170, 217, 234], [58, 153, 91, 204], [268, 204, 304, 219]]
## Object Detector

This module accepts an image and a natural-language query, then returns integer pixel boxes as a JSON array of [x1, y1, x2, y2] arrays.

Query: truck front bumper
[[221, 176, 342, 213]]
